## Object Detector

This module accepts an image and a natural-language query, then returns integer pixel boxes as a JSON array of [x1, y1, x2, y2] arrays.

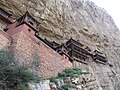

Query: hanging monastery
[[0, 7, 113, 78]]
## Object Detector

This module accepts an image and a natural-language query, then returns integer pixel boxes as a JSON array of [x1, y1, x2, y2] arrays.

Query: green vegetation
[[49, 68, 89, 83], [60, 83, 76, 90], [49, 68, 89, 90], [57, 68, 89, 78], [49, 77, 58, 84], [0, 48, 41, 90]]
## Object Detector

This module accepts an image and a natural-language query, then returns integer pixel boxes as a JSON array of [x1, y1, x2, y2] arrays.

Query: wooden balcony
[[17, 12, 39, 30], [68, 49, 89, 61], [93, 50, 108, 63]]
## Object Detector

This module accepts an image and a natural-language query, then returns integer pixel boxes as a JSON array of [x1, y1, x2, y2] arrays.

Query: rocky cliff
[[1, 0, 120, 90]]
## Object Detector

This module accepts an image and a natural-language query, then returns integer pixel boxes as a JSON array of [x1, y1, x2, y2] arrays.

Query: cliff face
[[1, 0, 120, 89], [1, 0, 120, 47]]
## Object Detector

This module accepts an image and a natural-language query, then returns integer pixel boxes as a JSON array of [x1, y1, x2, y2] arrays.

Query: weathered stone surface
[[29, 80, 51, 90], [1, 0, 120, 90]]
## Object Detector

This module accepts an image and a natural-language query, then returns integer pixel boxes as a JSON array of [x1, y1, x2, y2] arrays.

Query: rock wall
[[29, 73, 98, 90], [1, 0, 120, 89]]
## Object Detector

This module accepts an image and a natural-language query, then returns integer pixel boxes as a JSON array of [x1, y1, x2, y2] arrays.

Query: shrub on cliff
[[58, 68, 89, 78], [0, 48, 41, 90], [60, 83, 76, 90], [49, 68, 89, 90]]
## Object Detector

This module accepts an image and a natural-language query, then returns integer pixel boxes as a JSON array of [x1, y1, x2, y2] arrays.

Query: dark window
[[3, 27, 8, 32], [28, 29, 31, 32], [65, 56, 67, 59], [28, 21, 34, 26]]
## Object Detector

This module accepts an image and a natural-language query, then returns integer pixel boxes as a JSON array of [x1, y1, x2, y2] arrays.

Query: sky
[[90, 0, 120, 29]]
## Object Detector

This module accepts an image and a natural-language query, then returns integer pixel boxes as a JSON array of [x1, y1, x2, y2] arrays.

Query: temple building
[[0, 7, 110, 78], [0, 8, 73, 78], [93, 50, 108, 64], [65, 38, 91, 64], [0, 7, 12, 31]]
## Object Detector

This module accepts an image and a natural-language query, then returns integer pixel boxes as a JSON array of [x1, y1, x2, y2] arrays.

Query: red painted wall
[[7, 23, 73, 78]]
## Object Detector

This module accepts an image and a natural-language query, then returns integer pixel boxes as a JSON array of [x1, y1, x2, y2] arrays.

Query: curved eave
[[0, 14, 12, 24]]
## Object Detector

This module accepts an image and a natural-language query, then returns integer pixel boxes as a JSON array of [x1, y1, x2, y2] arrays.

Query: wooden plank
[[73, 57, 88, 65]]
